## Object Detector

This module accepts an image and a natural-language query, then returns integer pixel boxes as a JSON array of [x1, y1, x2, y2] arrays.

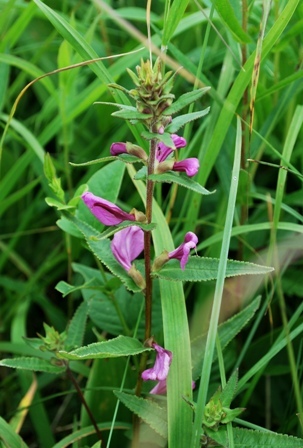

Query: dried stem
[[65, 363, 104, 444]]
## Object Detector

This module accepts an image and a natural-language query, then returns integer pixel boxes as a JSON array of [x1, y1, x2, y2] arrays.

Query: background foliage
[[0, 0, 303, 447]]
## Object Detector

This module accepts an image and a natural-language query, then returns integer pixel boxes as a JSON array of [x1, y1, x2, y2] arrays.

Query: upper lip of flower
[[82, 192, 135, 226], [168, 231, 198, 270], [156, 133, 187, 163]]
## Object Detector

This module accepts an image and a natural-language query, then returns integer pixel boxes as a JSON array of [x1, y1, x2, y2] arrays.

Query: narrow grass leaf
[[212, 0, 250, 43], [0, 416, 28, 448]]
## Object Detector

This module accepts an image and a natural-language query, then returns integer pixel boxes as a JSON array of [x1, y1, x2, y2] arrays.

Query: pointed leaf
[[114, 390, 167, 439], [58, 335, 151, 360], [149, 172, 215, 195], [153, 257, 274, 282], [220, 369, 238, 407], [141, 131, 174, 148], [213, 0, 251, 43], [164, 87, 211, 115], [112, 109, 152, 120], [192, 297, 261, 380], [166, 108, 210, 133], [206, 426, 303, 447], [0, 357, 65, 374]]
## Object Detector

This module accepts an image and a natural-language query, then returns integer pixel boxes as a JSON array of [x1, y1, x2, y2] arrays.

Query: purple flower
[[173, 158, 199, 177], [156, 134, 187, 162], [111, 226, 144, 272], [110, 142, 148, 161], [150, 379, 196, 395], [142, 343, 173, 394], [110, 142, 127, 156], [168, 232, 198, 270], [82, 192, 135, 226]]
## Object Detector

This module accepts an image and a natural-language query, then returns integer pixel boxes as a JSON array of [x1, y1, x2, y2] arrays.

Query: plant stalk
[[65, 363, 104, 444]]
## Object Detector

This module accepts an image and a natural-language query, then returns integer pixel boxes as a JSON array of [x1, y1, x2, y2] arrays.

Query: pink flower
[[111, 226, 144, 272], [169, 232, 198, 270], [110, 142, 127, 156], [142, 343, 173, 395], [156, 134, 187, 162], [82, 192, 135, 226], [173, 158, 199, 177]]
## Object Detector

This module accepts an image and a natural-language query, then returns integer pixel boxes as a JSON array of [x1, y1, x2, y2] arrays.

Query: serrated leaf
[[206, 426, 303, 447], [0, 357, 65, 374], [94, 220, 156, 240], [93, 101, 136, 111], [45, 197, 74, 210], [153, 257, 274, 282], [191, 297, 261, 380], [149, 172, 214, 195], [65, 301, 88, 349], [112, 109, 152, 120], [220, 370, 238, 407], [58, 335, 151, 360], [114, 391, 167, 439], [67, 214, 143, 293], [166, 108, 210, 133], [164, 87, 211, 115], [69, 156, 115, 167]]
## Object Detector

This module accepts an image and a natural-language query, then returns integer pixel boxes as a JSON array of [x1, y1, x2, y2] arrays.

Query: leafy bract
[[149, 172, 214, 195], [58, 335, 151, 360], [166, 108, 210, 133], [163, 87, 211, 115], [153, 257, 274, 282]]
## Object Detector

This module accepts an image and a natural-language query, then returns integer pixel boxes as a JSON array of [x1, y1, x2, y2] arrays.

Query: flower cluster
[[110, 133, 199, 178], [82, 192, 198, 278]]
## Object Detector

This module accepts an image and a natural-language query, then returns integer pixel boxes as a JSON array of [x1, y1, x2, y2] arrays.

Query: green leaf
[[114, 391, 167, 439], [164, 87, 211, 115], [45, 197, 74, 210], [213, 0, 251, 43], [166, 108, 210, 133], [192, 297, 261, 380], [162, 0, 190, 46], [65, 301, 89, 350], [0, 357, 65, 374], [141, 131, 174, 148], [149, 172, 215, 195], [112, 109, 152, 120], [0, 417, 29, 448], [56, 217, 83, 238], [153, 257, 274, 282], [69, 156, 115, 167], [58, 335, 151, 360], [220, 370, 239, 407], [206, 426, 303, 447]]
